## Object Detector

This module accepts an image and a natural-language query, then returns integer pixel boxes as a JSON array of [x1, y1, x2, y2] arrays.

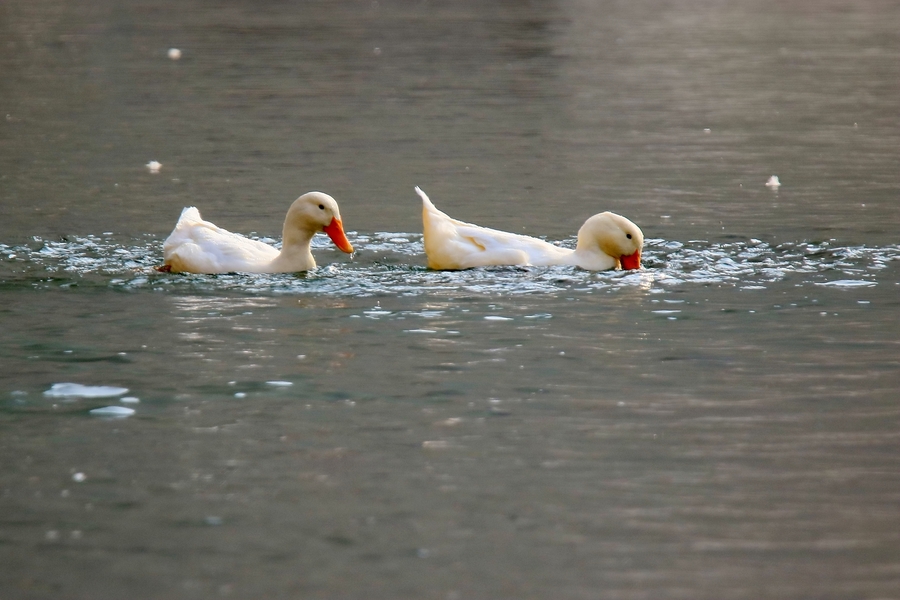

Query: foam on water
[[1, 234, 897, 297], [43, 383, 130, 399], [89, 405, 136, 418]]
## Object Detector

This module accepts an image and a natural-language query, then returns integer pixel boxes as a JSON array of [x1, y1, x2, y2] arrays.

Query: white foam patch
[[44, 383, 129, 398], [265, 381, 293, 387], [815, 280, 876, 288], [89, 406, 135, 418]]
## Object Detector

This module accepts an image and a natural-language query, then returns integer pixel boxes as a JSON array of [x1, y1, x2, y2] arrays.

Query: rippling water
[[3, 234, 896, 295], [2, 0, 899, 598]]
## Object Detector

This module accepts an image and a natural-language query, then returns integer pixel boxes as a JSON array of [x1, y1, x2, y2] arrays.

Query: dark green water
[[1, 1, 898, 598]]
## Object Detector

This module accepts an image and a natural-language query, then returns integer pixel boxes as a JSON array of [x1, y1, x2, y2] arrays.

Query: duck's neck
[[269, 225, 316, 272], [568, 246, 618, 271]]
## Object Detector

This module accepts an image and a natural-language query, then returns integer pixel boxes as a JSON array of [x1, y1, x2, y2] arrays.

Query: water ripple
[[1, 234, 897, 297]]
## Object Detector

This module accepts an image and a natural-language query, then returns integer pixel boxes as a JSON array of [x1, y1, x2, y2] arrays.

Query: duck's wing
[[163, 207, 279, 273], [417, 187, 569, 270]]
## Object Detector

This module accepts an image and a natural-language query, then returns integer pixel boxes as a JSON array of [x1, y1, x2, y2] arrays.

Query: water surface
[[1, 1, 899, 598]]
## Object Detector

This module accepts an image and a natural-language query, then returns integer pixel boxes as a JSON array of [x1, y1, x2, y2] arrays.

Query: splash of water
[[1, 233, 896, 297]]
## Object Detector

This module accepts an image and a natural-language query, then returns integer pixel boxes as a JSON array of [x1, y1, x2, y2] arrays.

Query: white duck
[[161, 191, 354, 273], [417, 186, 643, 271]]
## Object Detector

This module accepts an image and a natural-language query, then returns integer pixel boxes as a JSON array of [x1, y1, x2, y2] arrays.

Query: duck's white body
[[417, 187, 643, 271], [162, 191, 353, 274]]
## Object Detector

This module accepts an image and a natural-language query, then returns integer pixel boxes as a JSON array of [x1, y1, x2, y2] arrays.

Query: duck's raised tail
[[415, 186, 435, 211], [416, 186, 453, 227]]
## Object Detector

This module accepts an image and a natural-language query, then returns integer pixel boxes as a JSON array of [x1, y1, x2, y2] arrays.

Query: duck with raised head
[[417, 186, 642, 271], [161, 191, 354, 274]]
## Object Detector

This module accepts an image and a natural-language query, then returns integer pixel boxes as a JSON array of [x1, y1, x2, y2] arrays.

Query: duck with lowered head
[[161, 191, 354, 274], [416, 186, 642, 271]]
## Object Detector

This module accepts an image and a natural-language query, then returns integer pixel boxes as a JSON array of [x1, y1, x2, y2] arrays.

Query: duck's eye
[[318, 204, 325, 210], [626, 233, 632, 239]]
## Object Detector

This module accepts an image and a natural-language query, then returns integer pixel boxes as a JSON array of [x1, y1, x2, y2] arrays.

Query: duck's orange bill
[[620, 249, 641, 270], [324, 217, 354, 254]]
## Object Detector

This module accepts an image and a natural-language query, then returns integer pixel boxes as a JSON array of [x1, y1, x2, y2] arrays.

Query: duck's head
[[285, 192, 354, 253], [577, 212, 643, 270]]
